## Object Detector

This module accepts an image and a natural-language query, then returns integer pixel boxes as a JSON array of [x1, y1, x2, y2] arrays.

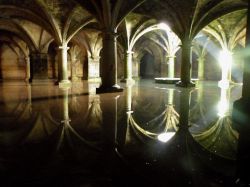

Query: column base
[[25, 78, 31, 83], [218, 80, 230, 88], [58, 80, 71, 88], [71, 76, 79, 82], [96, 85, 123, 94], [120, 78, 135, 85], [176, 81, 195, 87]]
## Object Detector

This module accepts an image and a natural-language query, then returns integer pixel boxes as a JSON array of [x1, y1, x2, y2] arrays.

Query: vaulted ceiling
[[0, 0, 248, 48]]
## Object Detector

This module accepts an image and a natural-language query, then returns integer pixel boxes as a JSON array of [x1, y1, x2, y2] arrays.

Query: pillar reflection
[[189, 83, 207, 126], [101, 94, 120, 149], [56, 88, 101, 151], [126, 88, 180, 143], [192, 85, 238, 159]]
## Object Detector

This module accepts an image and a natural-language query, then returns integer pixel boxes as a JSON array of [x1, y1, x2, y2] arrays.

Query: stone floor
[[0, 80, 248, 186]]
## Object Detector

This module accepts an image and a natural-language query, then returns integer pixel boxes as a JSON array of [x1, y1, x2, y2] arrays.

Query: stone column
[[25, 57, 31, 82], [88, 55, 101, 82], [96, 32, 123, 93], [218, 50, 233, 87], [168, 56, 175, 78], [232, 4, 250, 184], [228, 54, 232, 82], [57, 45, 71, 88], [198, 57, 205, 81], [121, 50, 135, 85], [132, 55, 140, 79], [176, 38, 195, 87], [233, 1, 250, 121]]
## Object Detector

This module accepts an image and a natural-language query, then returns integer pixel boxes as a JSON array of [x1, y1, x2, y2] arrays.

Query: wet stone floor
[[0, 80, 249, 187]]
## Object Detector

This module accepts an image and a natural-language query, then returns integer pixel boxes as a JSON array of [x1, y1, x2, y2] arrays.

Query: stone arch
[[134, 38, 165, 79], [47, 41, 58, 79], [0, 31, 30, 81], [68, 41, 88, 81]]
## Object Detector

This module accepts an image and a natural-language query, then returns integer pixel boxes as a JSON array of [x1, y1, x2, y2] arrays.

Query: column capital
[[58, 45, 70, 51], [91, 55, 101, 60], [166, 55, 176, 58], [126, 50, 134, 54], [25, 56, 30, 61]]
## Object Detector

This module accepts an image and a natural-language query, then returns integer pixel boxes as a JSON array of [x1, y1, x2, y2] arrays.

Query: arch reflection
[[192, 85, 239, 159], [126, 86, 180, 143]]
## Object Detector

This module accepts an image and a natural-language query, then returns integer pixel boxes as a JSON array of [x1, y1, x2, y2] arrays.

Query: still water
[[0, 80, 247, 186]]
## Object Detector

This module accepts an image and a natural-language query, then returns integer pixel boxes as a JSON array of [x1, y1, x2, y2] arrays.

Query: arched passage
[[0, 31, 29, 81], [134, 38, 165, 79], [140, 51, 155, 79], [48, 41, 57, 80]]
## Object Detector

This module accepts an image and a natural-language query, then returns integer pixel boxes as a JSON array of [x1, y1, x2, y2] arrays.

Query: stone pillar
[[88, 55, 101, 82], [198, 57, 205, 81], [132, 56, 140, 79], [228, 55, 232, 83], [57, 45, 71, 88], [168, 56, 175, 78], [242, 5, 250, 99], [232, 3, 250, 184], [218, 50, 233, 87], [176, 38, 195, 87], [25, 57, 31, 82], [96, 32, 123, 93], [121, 50, 135, 85]]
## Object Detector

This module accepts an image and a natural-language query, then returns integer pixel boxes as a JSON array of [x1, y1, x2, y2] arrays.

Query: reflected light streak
[[217, 88, 229, 117], [158, 23, 170, 31], [158, 132, 175, 143]]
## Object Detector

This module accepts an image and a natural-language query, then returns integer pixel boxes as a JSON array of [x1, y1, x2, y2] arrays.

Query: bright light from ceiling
[[218, 49, 232, 88], [219, 49, 232, 69], [158, 23, 170, 31], [157, 132, 175, 143]]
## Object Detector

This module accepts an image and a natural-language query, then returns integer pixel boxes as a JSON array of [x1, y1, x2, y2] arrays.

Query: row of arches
[[0, 1, 248, 91]]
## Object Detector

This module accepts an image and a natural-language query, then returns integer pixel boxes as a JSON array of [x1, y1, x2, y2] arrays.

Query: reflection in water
[[0, 81, 244, 186], [57, 88, 102, 151], [192, 85, 238, 159], [189, 84, 207, 126], [127, 86, 179, 143]]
